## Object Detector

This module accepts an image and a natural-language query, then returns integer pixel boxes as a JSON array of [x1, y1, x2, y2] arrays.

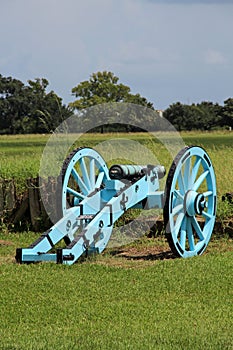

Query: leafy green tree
[[222, 98, 233, 128], [0, 75, 26, 133], [26, 78, 72, 133], [69, 71, 154, 132], [163, 102, 187, 131], [163, 101, 223, 131], [0, 75, 71, 134], [194, 102, 222, 130]]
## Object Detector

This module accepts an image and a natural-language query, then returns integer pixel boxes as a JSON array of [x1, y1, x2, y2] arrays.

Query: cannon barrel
[[109, 164, 144, 180], [109, 164, 166, 180]]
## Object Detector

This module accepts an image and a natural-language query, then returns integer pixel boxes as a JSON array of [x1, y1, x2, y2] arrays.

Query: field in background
[[0, 131, 232, 189], [0, 131, 232, 219]]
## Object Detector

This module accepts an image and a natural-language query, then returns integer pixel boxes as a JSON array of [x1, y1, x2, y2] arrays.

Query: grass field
[[0, 131, 232, 218], [0, 131, 232, 190], [0, 232, 233, 350], [0, 131, 233, 349]]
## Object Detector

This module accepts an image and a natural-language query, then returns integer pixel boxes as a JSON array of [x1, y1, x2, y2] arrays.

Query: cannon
[[15, 145, 217, 265]]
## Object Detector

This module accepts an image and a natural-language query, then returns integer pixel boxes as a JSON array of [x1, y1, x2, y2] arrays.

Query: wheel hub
[[184, 190, 206, 216]]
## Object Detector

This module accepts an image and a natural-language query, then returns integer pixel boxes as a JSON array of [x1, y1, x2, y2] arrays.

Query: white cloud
[[204, 49, 228, 64]]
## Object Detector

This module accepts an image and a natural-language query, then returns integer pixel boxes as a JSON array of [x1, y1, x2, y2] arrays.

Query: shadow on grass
[[109, 248, 176, 261]]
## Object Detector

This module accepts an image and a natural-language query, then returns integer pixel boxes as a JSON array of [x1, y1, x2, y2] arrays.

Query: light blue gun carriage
[[16, 145, 216, 265]]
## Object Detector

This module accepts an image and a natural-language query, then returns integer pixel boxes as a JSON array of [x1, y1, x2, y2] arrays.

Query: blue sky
[[1, 0, 233, 109]]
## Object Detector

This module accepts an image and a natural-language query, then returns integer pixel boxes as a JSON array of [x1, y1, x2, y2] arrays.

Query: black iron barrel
[[109, 164, 145, 180], [109, 164, 166, 180]]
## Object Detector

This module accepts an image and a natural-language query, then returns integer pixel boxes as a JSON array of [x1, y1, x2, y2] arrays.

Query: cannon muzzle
[[109, 164, 145, 180], [109, 164, 166, 180]]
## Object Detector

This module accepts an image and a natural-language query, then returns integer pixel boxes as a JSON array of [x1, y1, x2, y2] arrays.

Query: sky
[[1, 0, 233, 110]]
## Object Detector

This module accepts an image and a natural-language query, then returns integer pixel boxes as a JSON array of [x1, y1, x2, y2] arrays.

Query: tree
[[0, 75, 72, 134], [0, 74, 26, 133], [222, 98, 233, 128], [69, 71, 154, 132], [163, 101, 223, 131], [194, 102, 222, 130], [25, 78, 72, 133], [163, 102, 187, 131]]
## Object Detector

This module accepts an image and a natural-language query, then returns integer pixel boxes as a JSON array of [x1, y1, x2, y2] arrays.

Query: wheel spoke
[[180, 216, 187, 249], [174, 212, 185, 236], [203, 190, 213, 198], [202, 210, 212, 220], [172, 204, 183, 217], [79, 157, 91, 190], [191, 216, 205, 240], [204, 215, 215, 232], [187, 217, 195, 251], [71, 168, 89, 195], [192, 170, 209, 191], [177, 172, 185, 195], [67, 187, 85, 200], [184, 157, 191, 189], [95, 171, 105, 188], [191, 157, 201, 185], [89, 158, 95, 188], [174, 189, 184, 201]]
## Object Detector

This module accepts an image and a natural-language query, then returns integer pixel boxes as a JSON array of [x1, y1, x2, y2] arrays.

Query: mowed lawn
[[0, 232, 233, 350], [0, 131, 233, 349]]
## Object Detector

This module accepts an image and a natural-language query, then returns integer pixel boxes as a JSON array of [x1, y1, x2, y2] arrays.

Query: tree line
[[0, 71, 233, 134], [163, 100, 233, 131]]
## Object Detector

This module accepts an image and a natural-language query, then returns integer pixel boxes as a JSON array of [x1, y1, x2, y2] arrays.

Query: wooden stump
[[27, 178, 41, 231]]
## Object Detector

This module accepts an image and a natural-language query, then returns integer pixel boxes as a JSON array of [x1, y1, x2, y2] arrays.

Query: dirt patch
[[214, 219, 233, 237], [102, 234, 233, 267], [0, 240, 14, 246], [111, 245, 175, 261]]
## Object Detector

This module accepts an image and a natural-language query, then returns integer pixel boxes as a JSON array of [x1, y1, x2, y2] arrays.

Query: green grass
[[0, 232, 233, 350], [0, 131, 232, 220], [0, 132, 232, 349], [0, 131, 232, 192], [0, 134, 48, 191]]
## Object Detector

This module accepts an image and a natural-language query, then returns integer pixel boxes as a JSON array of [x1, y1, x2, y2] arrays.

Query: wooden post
[[27, 177, 41, 231], [0, 178, 4, 216], [4, 180, 16, 214]]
